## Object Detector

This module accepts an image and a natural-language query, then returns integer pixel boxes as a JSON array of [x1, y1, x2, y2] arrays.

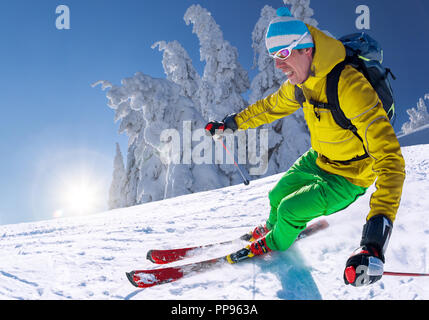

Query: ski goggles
[[269, 32, 309, 60]]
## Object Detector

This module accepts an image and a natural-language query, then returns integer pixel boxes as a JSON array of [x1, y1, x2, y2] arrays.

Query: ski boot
[[226, 237, 272, 264], [240, 224, 270, 242]]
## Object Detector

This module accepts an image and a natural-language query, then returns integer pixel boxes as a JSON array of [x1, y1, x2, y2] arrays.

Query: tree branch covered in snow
[[152, 40, 201, 108], [283, 0, 318, 27], [184, 4, 250, 121], [401, 94, 429, 135]]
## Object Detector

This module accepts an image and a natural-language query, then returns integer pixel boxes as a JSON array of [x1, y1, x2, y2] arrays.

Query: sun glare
[[64, 182, 98, 214], [57, 174, 106, 217], [33, 148, 111, 221]]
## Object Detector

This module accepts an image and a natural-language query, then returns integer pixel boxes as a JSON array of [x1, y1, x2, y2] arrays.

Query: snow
[[0, 144, 428, 300]]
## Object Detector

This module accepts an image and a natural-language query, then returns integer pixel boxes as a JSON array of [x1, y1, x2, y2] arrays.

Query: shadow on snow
[[257, 247, 322, 300]]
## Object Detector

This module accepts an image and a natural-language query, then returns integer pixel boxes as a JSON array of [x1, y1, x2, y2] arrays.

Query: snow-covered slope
[[1, 145, 428, 300]]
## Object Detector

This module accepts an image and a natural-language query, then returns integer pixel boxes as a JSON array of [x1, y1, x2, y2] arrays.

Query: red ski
[[146, 237, 247, 264], [126, 219, 329, 288], [126, 257, 226, 288], [147, 219, 329, 264]]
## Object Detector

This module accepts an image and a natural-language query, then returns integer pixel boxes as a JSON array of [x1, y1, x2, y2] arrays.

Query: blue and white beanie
[[265, 7, 314, 54]]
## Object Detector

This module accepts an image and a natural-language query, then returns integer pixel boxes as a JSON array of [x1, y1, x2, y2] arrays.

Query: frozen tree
[[92, 79, 145, 206], [153, 39, 229, 195], [108, 143, 127, 209], [152, 40, 201, 109], [283, 0, 334, 38], [123, 142, 139, 206], [401, 94, 429, 134], [184, 4, 250, 121], [283, 0, 318, 27], [95, 71, 226, 204], [184, 4, 252, 184]]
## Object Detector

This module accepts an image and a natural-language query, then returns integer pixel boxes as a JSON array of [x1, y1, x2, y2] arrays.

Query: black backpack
[[299, 32, 397, 163]]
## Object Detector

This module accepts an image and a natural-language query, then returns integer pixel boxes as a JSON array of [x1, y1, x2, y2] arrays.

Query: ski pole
[[219, 138, 250, 186], [205, 122, 250, 186], [383, 271, 429, 277]]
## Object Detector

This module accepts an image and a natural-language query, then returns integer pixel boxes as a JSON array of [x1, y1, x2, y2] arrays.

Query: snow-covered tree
[[401, 94, 429, 134], [152, 40, 201, 109], [283, 0, 318, 27], [108, 143, 127, 209], [184, 4, 250, 121], [123, 142, 139, 206], [95, 69, 227, 204], [283, 0, 334, 38], [91, 79, 145, 207], [184, 4, 253, 184]]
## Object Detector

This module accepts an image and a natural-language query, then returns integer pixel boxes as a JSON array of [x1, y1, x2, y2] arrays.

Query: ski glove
[[344, 245, 384, 286], [205, 113, 238, 136], [344, 215, 393, 287]]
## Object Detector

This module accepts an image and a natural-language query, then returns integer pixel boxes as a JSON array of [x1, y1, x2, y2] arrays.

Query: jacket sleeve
[[339, 66, 406, 223], [235, 81, 301, 130]]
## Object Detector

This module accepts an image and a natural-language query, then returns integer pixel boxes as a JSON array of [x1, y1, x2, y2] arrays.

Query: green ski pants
[[265, 148, 367, 251]]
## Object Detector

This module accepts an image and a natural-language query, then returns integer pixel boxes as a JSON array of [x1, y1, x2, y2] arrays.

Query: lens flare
[[31, 148, 112, 221], [60, 176, 103, 216]]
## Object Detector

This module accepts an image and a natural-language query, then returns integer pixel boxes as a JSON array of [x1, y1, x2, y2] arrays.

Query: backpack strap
[[294, 85, 306, 108], [325, 60, 356, 132]]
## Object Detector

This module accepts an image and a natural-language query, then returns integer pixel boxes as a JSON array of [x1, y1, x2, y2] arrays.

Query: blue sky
[[1, 0, 428, 225]]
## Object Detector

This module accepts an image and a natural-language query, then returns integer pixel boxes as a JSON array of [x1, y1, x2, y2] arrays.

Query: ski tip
[[146, 250, 156, 263], [126, 271, 139, 287], [240, 232, 253, 242], [319, 219, 330, 229]]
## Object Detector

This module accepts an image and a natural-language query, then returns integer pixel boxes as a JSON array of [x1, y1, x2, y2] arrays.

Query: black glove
[[344, 215, 393, 287], [205, 113, 238, 136]]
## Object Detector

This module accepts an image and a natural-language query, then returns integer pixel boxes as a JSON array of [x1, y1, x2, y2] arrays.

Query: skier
[[205, 7, 405, 287]]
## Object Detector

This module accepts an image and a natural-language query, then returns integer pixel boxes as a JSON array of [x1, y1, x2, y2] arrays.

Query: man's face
[[274, 48, 313, 85]]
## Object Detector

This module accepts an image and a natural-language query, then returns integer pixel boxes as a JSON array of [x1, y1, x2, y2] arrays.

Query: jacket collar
[[300, 25, 346, 89]]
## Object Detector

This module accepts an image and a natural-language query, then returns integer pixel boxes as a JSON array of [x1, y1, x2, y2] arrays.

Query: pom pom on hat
[[265, 7, 314, 54], [276, 7, 292, 17]]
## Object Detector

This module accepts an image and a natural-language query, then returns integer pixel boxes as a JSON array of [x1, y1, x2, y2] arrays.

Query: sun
[[58, 174, 105, 216], [32, 148, 111, 221], [63, 182, 99, 214]]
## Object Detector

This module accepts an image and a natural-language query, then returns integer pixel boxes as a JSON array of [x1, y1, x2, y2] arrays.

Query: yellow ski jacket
[[235, 25, 405, 222]]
